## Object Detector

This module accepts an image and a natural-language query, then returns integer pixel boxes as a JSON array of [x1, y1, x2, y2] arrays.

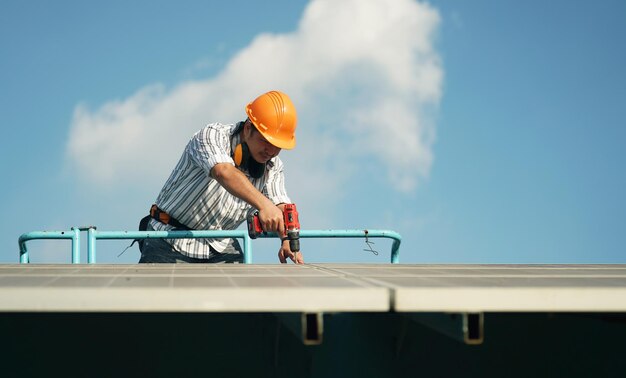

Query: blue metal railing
[[18, 228, 402, 264]]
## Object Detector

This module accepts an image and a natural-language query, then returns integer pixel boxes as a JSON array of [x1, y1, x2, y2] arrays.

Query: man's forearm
[[211, 163, 274, 210]]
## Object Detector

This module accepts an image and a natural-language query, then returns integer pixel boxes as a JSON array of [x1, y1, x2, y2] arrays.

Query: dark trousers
[[138, 223, 243, 264]]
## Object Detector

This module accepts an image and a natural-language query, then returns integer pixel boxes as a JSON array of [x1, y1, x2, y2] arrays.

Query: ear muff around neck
[[233, 142, 247, 167]]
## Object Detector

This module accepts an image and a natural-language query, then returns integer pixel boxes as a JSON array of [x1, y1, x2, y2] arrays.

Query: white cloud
[[66, 0, 443, 205]]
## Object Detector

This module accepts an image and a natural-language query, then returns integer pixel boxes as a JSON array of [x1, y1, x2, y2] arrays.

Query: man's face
[[245, 122, 281, 163]]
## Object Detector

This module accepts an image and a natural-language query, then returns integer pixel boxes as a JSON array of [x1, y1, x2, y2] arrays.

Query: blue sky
[[1, 0, 625, 264]]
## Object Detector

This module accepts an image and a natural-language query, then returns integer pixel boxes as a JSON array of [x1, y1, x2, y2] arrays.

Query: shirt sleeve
[[264, 157, 292, 205], [186, 123, 234, 175]]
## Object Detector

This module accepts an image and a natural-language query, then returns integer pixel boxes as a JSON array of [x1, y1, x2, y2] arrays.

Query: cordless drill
[[247, 204, 300, 253]]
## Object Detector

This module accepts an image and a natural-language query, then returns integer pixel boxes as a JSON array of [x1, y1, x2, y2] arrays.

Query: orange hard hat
[[245, 90, 297, 149]]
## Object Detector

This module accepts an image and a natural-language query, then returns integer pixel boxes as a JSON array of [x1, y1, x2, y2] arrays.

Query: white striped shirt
[[150, 122, 291, 258]]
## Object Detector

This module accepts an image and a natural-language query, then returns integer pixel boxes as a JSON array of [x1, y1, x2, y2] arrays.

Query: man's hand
[[258, 205, 285, 236], [278, 239, 304, 264]]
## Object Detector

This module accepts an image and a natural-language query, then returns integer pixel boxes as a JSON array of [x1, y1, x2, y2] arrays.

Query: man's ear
[[242, 121, 253, 140]]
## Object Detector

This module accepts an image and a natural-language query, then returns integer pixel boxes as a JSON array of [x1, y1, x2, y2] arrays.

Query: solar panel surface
[[1, 264, 625, 312]]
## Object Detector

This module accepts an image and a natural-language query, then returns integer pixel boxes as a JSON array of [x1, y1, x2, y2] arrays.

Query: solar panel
[[1, 264, 625, 313], [0, 264, 389, 312]]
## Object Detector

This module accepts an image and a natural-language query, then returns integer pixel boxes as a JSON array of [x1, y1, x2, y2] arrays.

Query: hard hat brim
[[255, 126, 296, 150]]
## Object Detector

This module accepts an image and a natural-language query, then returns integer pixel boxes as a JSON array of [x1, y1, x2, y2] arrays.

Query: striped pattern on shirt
[[150, 122, 291, 258]]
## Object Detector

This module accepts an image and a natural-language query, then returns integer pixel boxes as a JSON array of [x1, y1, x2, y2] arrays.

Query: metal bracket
[[275, 312, 324, 345], [408, 312, 484, 345]]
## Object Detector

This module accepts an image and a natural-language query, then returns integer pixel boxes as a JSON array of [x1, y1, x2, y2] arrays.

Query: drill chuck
[[287, 229, 300, 252]]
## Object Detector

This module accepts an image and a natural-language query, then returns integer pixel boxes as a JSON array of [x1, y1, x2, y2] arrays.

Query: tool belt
[[135, 205, 190, 253], [149, 204, 192, 230]]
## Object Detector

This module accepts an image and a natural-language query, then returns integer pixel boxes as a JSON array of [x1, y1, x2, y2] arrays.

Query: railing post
[[88, 227, 97, 264], [19, 236, 29, 264], [71, 227, 81, 264], [243, 233, 252, 264], [391, 238, 401, 264]]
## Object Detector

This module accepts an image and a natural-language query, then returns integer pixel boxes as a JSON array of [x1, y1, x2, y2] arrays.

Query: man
[[138, 90, 304, 264]]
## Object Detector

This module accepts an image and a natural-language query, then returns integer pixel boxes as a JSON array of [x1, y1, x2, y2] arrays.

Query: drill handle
[[283, 203, 300, 230]]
